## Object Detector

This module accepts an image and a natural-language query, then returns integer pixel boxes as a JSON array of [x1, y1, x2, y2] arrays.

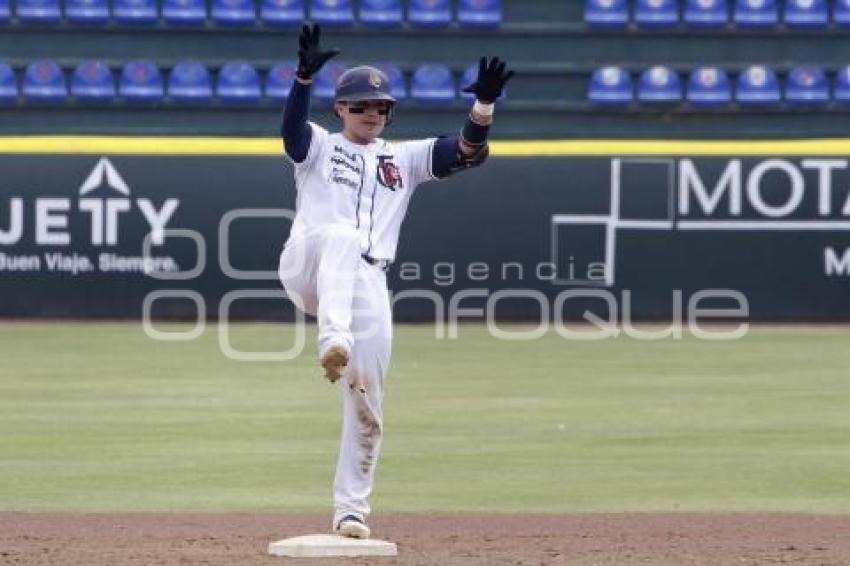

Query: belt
[[361, 254, 391, 271]]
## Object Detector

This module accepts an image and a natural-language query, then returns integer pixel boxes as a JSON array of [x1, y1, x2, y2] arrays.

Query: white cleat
[[320, 345, 350, 383], [335, 515, 370, 539]]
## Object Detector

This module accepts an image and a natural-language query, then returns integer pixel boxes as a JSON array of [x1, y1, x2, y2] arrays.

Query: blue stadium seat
[[65, 0, 110, 24], [0, 62, 17, 104], [162, 0, 206, 26], [119, 60, 164, 103], [0, 0, 9, 22], [637, 66, 681, 103], [584, 0, 628, 29], [634, 0, 679, 28], [460, 63, 477, 101], [71, 60, 115, 102], [168, 60, 212, 104], [411, 63, 455, 105], [783, 0, 827, 29], [833, 66, 850, 105], [684, 0, 728, 28], [310, 0, 353, 27], [735, 65, 780, 106], [358, 0, 401, 27], [313, 61, 346, 103], [16, 0, 62, 25], [457, 0, 501, 28], [212, 0, 255, 26], [375, 63, 406, 100], [265, 61, 296, 102], [733, 0, 778, 28], [260, 0, 302, 26], [686, 67, 731, 106], [23, 60, 66, 103], [217, 61, 261, 104], [409, 0, 451, 28], [836, 0, 850, 28], [114, 0, 157, 25], [588, 66, 633, 106], [785, 66, 828, 105]]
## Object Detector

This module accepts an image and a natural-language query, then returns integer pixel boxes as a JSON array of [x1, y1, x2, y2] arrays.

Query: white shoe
[[335, 515, 370, 539], [320, 345, 349, 383]]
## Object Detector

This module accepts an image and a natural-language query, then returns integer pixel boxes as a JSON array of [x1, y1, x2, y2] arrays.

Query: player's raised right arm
[[281, 24, 340, 163]]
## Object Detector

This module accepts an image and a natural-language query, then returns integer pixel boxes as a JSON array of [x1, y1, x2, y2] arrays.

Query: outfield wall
[[0, 137, 848, 321]]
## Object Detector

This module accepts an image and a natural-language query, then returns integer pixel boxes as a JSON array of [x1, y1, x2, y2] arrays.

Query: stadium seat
[[785, 66, 829, 105], [265, 61, 296, 102], [168, 60, 212, 104], [358, 0, 401, 27], [23, 60, 66, 103], [409, 0, 451, 28], [783, 0, 827, 29], [260, 0, 302, 26], [0, 0, 9, 22], [313, 61, 346, 103], [735, 65, 780, 106], [833, 66, 850, 105], [457, 0, 501, 29], [15, 0, 62, 25], [733, 0, 778, 28], [114, 0, 157, 25], [836, 0, 850, 28], [212, 0, 255, 26], [634, 0, 679, 28], [0, 62, 17, 104], [686, 67, 731, 106], [65, 0, 110, 24], [684, 0, 728, 28], [217, 61, 261, 104], [162, 0, 206, 26], [460, 63, 477, 101], [637, 66, 681, 103], [411, 63, 455, 105], [588, 66, 633, 106], [375, 62, 406, 100], [309, 0, 353, 27], [584, 0, 628, 29], [119, 60, 164, 103], [71, 60, 115, 102]]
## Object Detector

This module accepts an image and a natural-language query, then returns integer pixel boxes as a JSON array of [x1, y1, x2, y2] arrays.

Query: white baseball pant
[[278, 224, 392, 528]]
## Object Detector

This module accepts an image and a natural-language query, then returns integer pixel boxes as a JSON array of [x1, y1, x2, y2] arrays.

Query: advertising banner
[[1, 142, 848, 321]]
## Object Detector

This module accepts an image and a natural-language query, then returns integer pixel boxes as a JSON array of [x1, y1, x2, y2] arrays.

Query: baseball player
[[278, 23, 513, 539]]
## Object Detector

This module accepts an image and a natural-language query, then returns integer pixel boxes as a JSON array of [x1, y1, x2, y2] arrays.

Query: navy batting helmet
[[334, 65, 396, 103]]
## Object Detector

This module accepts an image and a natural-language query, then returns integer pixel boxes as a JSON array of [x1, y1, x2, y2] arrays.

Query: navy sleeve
[[431, 135, 460, 179], [281, 80, 313, 164], [430, 135, 489, 179]]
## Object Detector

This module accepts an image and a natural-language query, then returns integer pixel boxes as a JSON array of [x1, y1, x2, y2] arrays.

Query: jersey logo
[[376, 155, 403, 191]]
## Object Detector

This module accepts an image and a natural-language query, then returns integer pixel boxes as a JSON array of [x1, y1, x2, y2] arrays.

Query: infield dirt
[[2, 512, 849, 565]]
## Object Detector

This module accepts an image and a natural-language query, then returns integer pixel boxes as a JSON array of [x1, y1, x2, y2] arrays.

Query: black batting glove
[[296, 23, 340, 80], [461, 57, 514, 104]]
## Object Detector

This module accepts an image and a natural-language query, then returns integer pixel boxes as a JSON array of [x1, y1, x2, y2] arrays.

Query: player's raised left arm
[[431, 57, 514, 178]]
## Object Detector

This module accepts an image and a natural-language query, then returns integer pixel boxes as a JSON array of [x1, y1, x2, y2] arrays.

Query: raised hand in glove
[[296, 23, 340, 81], [461, 57, 514, 104]]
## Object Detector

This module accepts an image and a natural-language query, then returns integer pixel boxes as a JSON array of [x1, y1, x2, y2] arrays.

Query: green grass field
[[1, 323, 849, 514]]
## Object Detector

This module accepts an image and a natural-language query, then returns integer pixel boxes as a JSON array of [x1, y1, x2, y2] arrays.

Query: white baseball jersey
[[287, 121, 438, 262]]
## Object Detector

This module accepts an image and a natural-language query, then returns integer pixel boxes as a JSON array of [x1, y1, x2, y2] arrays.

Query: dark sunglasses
[[345, 102, 391, 115]]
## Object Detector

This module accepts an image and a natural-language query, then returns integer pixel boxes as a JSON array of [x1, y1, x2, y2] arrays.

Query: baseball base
[[267, 534, 398, 558]]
